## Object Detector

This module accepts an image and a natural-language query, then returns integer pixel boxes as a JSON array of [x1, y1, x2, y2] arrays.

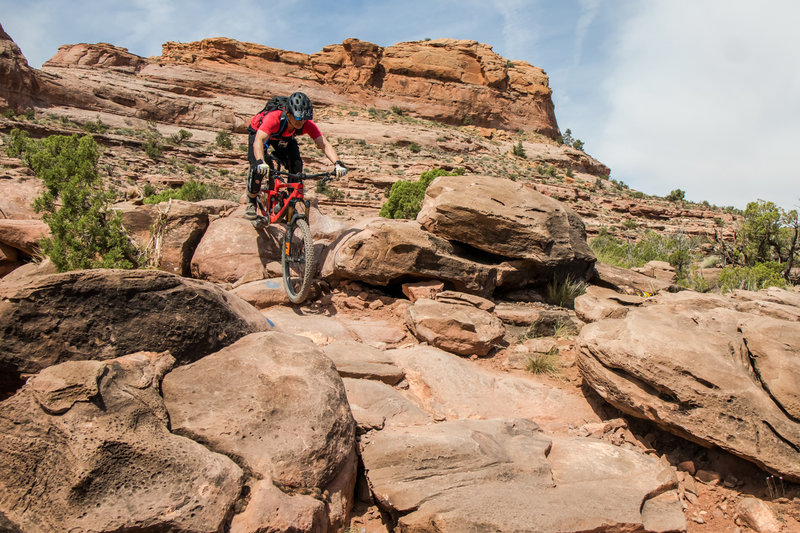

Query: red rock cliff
[[34, 36, 559, 136]]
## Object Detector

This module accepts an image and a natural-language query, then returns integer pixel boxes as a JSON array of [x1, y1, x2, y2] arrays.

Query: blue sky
[[2, 0, 798, 211]]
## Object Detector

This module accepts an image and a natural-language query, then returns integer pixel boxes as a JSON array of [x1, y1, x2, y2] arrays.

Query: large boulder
[[116, 200, 209, 277], [405, 298, 505, 356], [361, 418, 684, 532], [162, 331, 357, 531], [191, 212, 283, 284], [0, 351, 243, 532], [578, 288, 800, 481], [0, 269, 269, 392], [417, 174, 596, 283], [330, 218, 500, 296]]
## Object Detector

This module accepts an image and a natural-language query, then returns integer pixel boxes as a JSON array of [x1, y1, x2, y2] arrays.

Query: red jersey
[[250, 110, 322, 140]]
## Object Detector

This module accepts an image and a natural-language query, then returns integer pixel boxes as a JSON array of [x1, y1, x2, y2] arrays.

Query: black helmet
[[287, 91, 313, 121]]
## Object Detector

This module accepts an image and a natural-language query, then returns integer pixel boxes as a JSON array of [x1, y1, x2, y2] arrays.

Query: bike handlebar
[[270, 170, 333, 180]]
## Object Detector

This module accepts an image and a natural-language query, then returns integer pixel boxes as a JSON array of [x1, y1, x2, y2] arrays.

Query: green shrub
[[21, 133, 141, 271], [462, 115, 474, 126], [379, 168, 464, 219], [572, 139, 584, 151], [409, 142, 421, 153], [718, 262, 787, 293], [143, 137, 162, 160], [391, 106, 404, 116], [215, 130, 232, 149], [512, 140, 526, 158]]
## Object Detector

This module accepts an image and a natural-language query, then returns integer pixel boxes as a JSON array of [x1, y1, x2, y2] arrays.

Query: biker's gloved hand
[[334, 160, 348, 178], [255, 159, 270, 175]]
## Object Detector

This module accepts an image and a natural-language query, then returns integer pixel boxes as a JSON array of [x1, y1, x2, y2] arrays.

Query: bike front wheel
[[282, 218, 315, 304]]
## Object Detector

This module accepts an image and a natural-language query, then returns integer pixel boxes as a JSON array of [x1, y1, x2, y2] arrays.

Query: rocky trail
[[1, 24, 799, 533]]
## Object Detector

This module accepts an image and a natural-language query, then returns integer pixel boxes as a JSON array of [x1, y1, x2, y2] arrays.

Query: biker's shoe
[[244, 201, 258, 220]]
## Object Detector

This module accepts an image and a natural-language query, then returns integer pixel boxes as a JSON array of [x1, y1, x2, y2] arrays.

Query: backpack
[[249, 96, 292, 137]]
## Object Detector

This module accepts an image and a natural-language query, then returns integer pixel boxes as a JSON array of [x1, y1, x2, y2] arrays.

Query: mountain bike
[[251, 162, 334, 304]]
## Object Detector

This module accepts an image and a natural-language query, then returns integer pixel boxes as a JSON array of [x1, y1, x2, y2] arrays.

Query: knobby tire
[[282, 218, 314, 304]]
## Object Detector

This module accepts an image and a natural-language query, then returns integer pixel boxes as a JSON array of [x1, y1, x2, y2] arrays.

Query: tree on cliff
[[7, 129, 141, 271]]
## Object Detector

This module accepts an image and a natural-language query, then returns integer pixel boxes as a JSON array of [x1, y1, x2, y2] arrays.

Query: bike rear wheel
[[282, 218, 315, 304]]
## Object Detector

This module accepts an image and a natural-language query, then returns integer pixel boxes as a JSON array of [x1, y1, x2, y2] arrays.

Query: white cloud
[[596, 0, 800, 211]]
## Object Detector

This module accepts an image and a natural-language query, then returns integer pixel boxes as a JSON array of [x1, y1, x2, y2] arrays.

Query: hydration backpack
[[249, 95, 292, 137]]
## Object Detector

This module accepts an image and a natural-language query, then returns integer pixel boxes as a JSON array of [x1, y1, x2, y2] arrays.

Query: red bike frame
[[259, 176, 305, 224]]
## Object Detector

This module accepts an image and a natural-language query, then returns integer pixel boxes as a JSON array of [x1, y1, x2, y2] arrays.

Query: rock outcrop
[[418, 174, 595, 281], [0, 269, 269, 393], [0, 23, 40, 110], [578, 288, 800, 481]]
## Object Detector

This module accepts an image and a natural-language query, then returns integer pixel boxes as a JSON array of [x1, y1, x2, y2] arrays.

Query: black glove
[[334, 160, 348, 178]]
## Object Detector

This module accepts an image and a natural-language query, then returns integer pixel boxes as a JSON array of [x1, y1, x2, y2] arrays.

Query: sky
[[1, 0, 798, 211]]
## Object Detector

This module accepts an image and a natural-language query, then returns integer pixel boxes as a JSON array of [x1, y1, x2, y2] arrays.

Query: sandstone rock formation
[[0, 351, 243, 532], [578, 288, 800, 481], [0, 269, 269, 393]]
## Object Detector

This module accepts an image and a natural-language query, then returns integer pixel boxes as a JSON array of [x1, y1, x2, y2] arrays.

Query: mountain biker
[[244, 91, 348, 220]]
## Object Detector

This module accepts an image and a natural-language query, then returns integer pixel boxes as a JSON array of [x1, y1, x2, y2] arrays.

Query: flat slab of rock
[[405, 298, 505, 356], [334, 315, 410, 349], [0, 269, 270, 389], [262, 306, 358, 345], [0, 351, 243, 532], [231, 277, 290, 308], [343, 377, 431, 431], [361, 418, 683, 532], [578, 289, 800, 481], [574, 284, 644, 323], [387, 345, 601, 432], [322, 340, 405, 385]]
